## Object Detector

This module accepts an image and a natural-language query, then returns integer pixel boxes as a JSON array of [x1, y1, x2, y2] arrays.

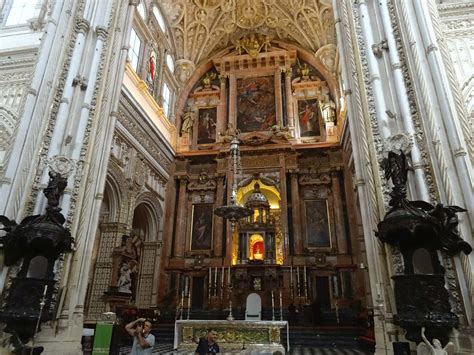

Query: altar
[[174, 320, 289, 353]]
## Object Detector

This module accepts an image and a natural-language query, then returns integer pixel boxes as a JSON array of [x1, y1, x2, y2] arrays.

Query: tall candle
[[303, 266, 307, 286], [209, 267, 212, 288], [181, 291, 184, 308], [228, 266, 231, 285], [290, 266, 293, 286], [187, 290, 191, 309], [271, 291, 275, 310]]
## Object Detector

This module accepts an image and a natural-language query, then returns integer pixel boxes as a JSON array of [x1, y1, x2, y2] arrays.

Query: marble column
[[331, 170, 348, 254], [284, 69, 294, 130], [174, 177, 189, 258], [216, 75, 227, 136], [290, 172, 303, 255], [275, 69, 283, 126], [228, 75, 237, 127]]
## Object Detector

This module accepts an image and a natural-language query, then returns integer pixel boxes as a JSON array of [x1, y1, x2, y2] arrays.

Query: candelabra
[[214, 137, 252, 230], [227, 285, 234, 321]]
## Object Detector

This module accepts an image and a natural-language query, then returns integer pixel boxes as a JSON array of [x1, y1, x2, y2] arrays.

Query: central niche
[[237, 76, 276, 132]]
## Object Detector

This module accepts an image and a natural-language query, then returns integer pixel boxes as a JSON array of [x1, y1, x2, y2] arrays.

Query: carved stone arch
[[133, 191, 163, 242], [174, 41, 341, 127], [0, 106, 18, 166], [104, 160, 129, 223]]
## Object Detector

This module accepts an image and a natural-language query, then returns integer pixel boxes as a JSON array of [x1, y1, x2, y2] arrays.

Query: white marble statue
[[117, 262, 132, 293], [417, 327, 454, 355]]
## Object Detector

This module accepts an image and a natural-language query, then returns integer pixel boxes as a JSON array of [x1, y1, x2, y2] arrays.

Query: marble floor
[[120, 344, 373, 354]]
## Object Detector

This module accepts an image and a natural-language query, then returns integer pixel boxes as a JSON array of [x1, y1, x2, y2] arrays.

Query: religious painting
[[298, 99, 320, 137], [197, 107, 217, 144], [304, 200, 331, 248], [237, 76, 276, 132], [190, 203, 213, 250]]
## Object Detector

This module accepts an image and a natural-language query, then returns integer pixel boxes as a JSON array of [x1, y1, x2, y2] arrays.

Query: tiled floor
[[120, 344, 373, 354]]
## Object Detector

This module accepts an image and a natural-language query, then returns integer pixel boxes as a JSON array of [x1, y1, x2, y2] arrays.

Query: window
[[166, 54, 174, 72], [137, 2, 146, 20], [128, 28, 142, 72], [152, 5, 166, 33], [4, 0, 40, 27], [162, 83, 171, 118]]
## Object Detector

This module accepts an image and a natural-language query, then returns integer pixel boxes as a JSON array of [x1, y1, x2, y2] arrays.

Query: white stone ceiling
[[160, 0, 336, 66]]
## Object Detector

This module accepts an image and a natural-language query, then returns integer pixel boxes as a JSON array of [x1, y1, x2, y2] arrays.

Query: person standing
[[194, 329, 220, 354], [125, 318, 155, 354]]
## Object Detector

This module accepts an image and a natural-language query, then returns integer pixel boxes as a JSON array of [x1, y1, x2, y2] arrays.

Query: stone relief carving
[[47, 155, 76, 177], [315, 44, 338, 74]]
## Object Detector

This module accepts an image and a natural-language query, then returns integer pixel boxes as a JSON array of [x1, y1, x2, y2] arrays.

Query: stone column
[[331, 170, 348, 254], [275, 69, 283, 126], [290, 172, 303, 255], [216, 75, 227, 136], [174, 177, 188, 258], [213, 176, 225, 257], [228, 74, 237, 127], [284, 69, 294, 130]]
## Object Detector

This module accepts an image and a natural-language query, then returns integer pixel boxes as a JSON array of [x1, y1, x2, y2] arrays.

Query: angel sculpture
[[417, 327, 454, 355]]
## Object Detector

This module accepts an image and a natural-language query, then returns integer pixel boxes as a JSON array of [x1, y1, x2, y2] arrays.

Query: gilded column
[[174, 177, 188, 258], [331, 170, 348, 254], [275, 69, 283, 125], [213, 175, 225, 257], [290, 171, 303, 255]]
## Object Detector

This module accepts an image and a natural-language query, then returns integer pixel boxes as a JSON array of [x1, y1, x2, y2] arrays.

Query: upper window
[[162, 83, 171, 118], [166, 54, 174, 73], [128, 28, 142, 72], [4, 0, 41, 27], [152, 5, 166, 33], [137, 2, 146, 20]]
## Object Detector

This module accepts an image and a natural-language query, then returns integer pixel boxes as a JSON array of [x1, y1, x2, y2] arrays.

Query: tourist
[[194, 329, 220, 354], [125, 318, 155, 354]]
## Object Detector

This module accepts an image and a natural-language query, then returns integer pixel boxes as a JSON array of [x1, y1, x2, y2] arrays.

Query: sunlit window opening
[[128, 28, 141, 72], [166, 54, 174, 72], [137, 2, 146, 20], [152, 5, 166, 33], [162, 83, 171, 118], [5, 0, 40, 26]]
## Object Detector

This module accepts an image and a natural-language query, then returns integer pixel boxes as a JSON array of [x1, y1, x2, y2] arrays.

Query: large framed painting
[[297, 99, 320, 137], [190, 203, 214, 250], [197, 107, 217, 144], [237, 76, 276, 132], [304, 200, 331, 248]]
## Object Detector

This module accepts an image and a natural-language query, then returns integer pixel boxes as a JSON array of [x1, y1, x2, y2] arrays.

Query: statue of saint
[[181, 109, 196, 136], [319, 98, 336, 123], [117, 262, 132, 293]]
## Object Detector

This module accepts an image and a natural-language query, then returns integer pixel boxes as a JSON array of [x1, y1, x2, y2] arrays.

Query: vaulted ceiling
[[160, 0, 336, 66]]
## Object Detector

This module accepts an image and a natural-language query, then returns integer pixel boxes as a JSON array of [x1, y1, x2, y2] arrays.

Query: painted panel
[[298, 99, 320, 137], [304, 200, 331, 248], [190, 204, 214, 250], [197, 107, 217, 144], [237, 76, 276, 132]]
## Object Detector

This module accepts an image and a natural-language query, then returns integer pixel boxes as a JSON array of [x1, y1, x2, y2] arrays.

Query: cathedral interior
[[0, 0, 472, 354]]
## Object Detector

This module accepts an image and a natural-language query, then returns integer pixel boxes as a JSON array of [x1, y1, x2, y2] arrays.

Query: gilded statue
[[218, 122, 241, 143], [202, 72, 217, 88], [270, 124, 292, 140]]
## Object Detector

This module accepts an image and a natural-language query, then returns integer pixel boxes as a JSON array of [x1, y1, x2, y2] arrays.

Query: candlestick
[[180, 291, 184, 320], [271, 291, 275, 321], [187, 291, 191, 320], [221, 266, 224, 289], [228, 266, 231, 284], [42, 285, 48, 297], [290, 266, 293, 300], [214, 267, 218, 296], [296, 267, 300, 297], [279, 290, 283, 321], [304, 266, 308, 299]]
